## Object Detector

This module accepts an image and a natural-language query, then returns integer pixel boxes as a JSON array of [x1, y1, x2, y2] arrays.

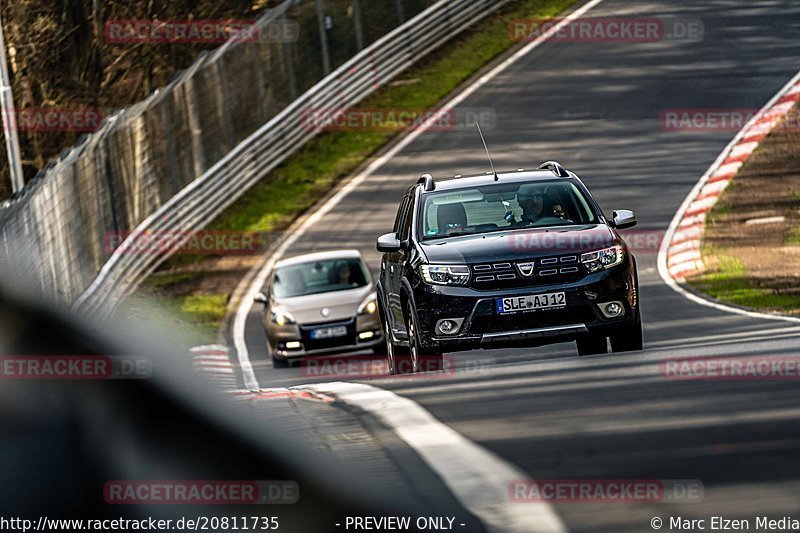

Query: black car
[[375, 161, 642, 374]]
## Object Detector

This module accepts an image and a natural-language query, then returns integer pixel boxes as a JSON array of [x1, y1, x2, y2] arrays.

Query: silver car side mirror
[[253, 292, 268, 305]]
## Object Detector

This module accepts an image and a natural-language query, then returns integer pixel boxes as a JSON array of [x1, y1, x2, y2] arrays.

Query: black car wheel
[[406, 302, 443, 372], [576, 334, 608, 356], [610, 315, 643, 353], [384, 308, 413, 375], [372, 336, 388, 356]]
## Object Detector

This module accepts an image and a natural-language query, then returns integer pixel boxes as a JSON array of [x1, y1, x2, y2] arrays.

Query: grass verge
[[141, 0, 579, 337], [687, 245, 800, 314], [786, 226, 800, 245]]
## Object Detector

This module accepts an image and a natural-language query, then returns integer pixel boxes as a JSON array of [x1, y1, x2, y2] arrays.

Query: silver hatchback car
[[255, 250, 386, 367]]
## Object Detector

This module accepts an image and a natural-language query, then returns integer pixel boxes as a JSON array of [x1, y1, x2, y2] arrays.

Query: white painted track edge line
[[309, 382, 567, 533], [657, 69, 800, 325], [232, 0, 608, 390]]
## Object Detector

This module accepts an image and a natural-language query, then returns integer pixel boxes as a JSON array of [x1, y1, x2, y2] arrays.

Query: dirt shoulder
[[688, 105, 800, 315]]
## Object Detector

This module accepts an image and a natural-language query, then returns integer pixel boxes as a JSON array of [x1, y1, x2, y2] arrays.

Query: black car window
[[399, 194, 414, 242], [421, 180, 598, 240], [393, 194, 410, 233]]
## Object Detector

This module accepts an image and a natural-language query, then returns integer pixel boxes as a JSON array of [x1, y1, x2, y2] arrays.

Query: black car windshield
[[420, 180, 599, 240], [272, 258, 370, 298]]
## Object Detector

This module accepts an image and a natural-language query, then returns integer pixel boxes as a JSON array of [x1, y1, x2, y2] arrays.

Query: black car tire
[[383, 307, 413, 375], [405, 301, 443, 372], [372, 339, 388, 356], [576, 334, 608, 356], [418, 354, 444, 372], [610, 315, 643, 353]]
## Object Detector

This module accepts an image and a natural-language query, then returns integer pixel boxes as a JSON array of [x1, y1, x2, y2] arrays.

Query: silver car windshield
[[421, 180, 598, 240], [272, 258, 370, 298]]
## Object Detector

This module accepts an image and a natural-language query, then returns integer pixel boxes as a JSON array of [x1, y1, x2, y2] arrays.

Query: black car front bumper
[[411, 260, 638, 352]]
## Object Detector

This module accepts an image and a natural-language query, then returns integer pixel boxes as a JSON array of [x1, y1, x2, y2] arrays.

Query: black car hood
[[419, 224, 617, 264]]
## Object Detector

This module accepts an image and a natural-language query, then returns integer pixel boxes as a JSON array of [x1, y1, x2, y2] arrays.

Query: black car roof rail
[[538, 161, 570, 178], [418, 173, 435, 191]]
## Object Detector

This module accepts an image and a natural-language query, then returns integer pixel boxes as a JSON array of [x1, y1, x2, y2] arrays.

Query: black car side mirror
[[376, 232, 402, 253], [612, 209, 637, 230]]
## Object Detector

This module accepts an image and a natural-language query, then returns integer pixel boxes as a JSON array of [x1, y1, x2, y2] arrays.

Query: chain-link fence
[[0, 0, 506, 310]]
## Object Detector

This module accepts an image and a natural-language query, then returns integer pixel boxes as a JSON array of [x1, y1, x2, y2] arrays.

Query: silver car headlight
[[269, 308, 297, 326], [419, 264, 470, 286], [581, 245, 624, 273], [357, 292, 378, 315]]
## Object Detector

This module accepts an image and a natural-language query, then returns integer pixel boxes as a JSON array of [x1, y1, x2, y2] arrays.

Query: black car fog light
[[598, 301, 625, 318], [436, 318, 464, 335]]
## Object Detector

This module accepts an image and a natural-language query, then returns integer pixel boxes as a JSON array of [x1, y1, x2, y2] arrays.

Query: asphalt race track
[[237, 0, 800, 530]]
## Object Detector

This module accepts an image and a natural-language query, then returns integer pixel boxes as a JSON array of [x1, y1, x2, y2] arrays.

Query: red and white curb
[[225, 387, 335, 403], [663, 74, 800, 281], [190, 344, 238, 390]]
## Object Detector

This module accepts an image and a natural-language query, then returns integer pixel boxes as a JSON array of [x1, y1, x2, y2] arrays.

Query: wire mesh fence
[[0, 0, 504, 309]]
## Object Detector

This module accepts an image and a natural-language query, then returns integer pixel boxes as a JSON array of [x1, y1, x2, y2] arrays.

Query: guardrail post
[[163, 102, 182, 195], [217, 56, 236, 150], [315, 0, 332, 75], [0, 11, 24, 193], [251, 36, 268, 124], [352, 0, 365, 51], [184, 75, 206, 177], [396, 0, 406, 24], [282, 12, 298, 100]]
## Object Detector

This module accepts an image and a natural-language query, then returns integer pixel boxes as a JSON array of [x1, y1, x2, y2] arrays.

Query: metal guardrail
[[73, 0, 510, 318]]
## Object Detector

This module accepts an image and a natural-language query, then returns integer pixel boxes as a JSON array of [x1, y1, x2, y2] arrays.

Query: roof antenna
[[476, 122, 499, 181]]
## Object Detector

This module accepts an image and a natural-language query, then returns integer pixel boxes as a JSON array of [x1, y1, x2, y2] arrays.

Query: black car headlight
[[581, 245, 624, 273], [419, 264, 470, 286]]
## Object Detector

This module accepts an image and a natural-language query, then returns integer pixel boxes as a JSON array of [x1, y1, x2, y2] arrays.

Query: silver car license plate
[[311, 326, 348, 339], [496, 292, 566, 314]]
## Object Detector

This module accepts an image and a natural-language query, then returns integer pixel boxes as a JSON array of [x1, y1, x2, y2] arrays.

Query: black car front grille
[[469, 255, 585, 289]]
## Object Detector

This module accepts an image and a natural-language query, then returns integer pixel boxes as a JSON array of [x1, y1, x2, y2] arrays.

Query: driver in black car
[[507, 186, 546, 226]]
